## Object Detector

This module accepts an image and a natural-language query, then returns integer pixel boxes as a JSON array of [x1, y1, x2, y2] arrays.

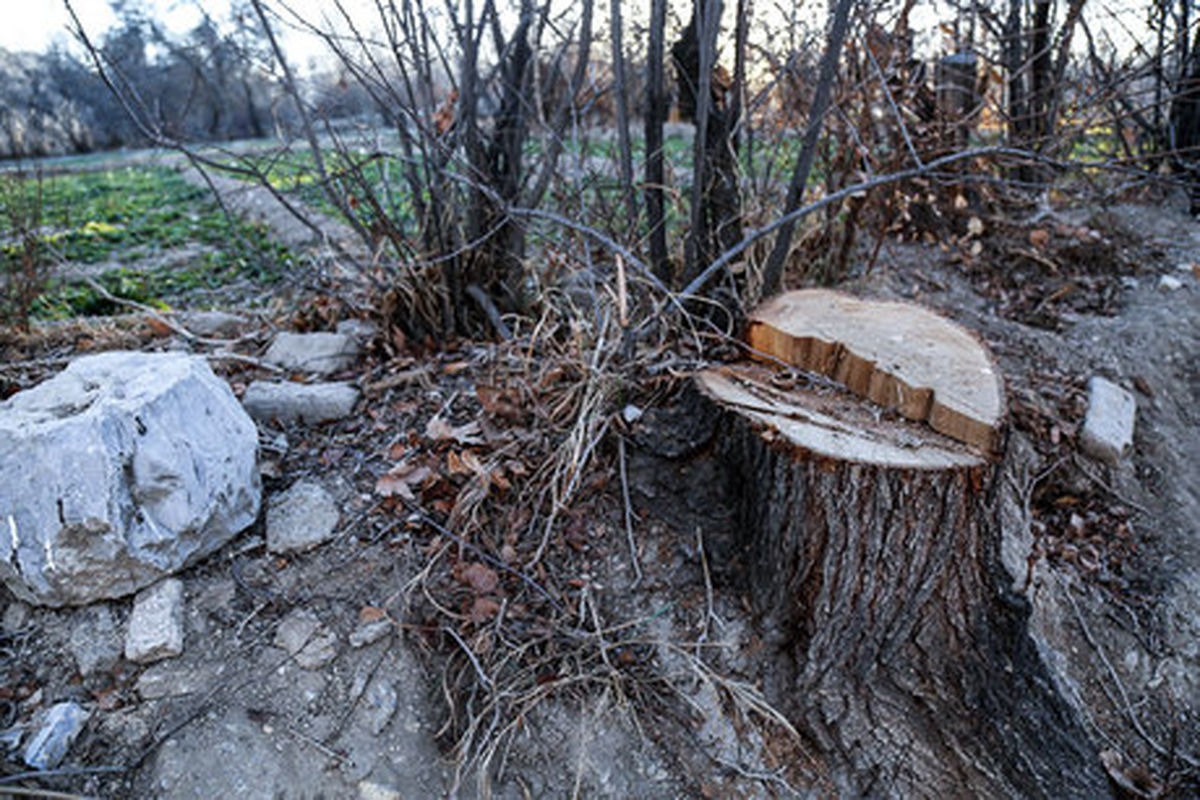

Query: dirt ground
[[0, 165, 1197, 798]]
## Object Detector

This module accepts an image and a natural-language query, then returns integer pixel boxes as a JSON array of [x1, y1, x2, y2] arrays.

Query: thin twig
[[79, 278, 232, 347], [617, 436, 642, 587], [401, 499, 563, 613], [445, 626, 494, 691], [0, 767, 123, 786], [1066, 583, 1200, 769], [0, 786, 100, 800]]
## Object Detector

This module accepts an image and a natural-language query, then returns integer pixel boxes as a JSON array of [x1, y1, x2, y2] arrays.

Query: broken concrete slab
[[125, 579, 185, 664], [267, 480, 340, 555], [264, 332, 359, 374], [1080, 376, 1136, 464], [242, 381, 359, 425], [0, 351, 260, 606]]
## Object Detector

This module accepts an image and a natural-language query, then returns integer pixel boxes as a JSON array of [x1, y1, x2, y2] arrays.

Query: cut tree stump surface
[[746, 289, 1004, 454], [696, 364, 984, 469]]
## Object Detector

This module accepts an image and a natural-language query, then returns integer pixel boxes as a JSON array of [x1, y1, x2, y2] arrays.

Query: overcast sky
[[1, 1, 1148, 67], [0, 1, 342, 63]]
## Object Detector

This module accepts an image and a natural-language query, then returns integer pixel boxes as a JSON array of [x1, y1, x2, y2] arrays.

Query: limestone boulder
[[0, 351, 260, 606]]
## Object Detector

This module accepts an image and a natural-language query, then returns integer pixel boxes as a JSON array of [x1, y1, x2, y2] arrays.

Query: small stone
[[22, 702, 89, 769], [622, 404, 643, 424], [274, 609, 339, 670], [125, 579, 185, 664], [358, 782, 402, 800], [349, 620, 391, 649], [0, 728, 22, 753], [69, 604, 122, 676], [181, 310, 248, 338], [1158, 274, 1184, 291], [264, 332, 359, 374], [1080, 377, 1136, 465], [267, 481, 340, 555], [242, 381, 360, 425], [2, 601, 30, 633], [360, 678, 397, 735], [336, 319, 378, 342]]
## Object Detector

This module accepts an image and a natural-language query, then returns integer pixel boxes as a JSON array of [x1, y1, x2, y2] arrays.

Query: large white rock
[[0, 351, 260, 606]]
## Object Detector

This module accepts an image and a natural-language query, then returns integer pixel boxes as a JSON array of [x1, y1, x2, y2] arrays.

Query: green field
[[1, 166, 293, 319]]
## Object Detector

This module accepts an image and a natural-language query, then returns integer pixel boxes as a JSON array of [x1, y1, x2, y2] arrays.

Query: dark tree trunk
[[645, 0, 670, 283], [673, 1, 742, 298], [1171, 31, 1200, 214], [1004, 0, 1029, 181], [693, 292, 1113, 797], [712, 406, 1108, 796], [1029, 0, 1053, 145], [465, 4, 534, 315], [609, 0, 638, 236]]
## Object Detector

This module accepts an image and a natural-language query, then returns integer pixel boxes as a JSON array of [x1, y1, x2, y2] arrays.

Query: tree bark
[[644, 0, 670, 283], [694, 294, 1112, 797]]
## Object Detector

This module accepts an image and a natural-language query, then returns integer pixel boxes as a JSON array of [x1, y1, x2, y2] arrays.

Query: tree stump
[[697, 290, 1109, 797]]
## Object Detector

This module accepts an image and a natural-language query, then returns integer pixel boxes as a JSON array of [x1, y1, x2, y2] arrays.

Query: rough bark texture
[[704, 382, 1112, 797]]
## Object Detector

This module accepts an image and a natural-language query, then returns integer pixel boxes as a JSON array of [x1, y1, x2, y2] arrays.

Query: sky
[[0, 1, 340, 62], [1, 1, 1149, 67]]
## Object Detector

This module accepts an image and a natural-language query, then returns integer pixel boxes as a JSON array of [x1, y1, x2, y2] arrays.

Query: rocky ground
[[0, 162, 1196, 799]]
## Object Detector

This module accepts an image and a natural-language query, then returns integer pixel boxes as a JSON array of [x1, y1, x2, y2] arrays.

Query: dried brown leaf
[[470, 597, 500, 624], [426, 417, 485, 445], [375, 463, 432, 501], [358, 605, 387, 623], [458, 563, 499, 594]]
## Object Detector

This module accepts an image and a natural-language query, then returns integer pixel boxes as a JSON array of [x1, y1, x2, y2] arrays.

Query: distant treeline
[[0, 7, 377, 161]]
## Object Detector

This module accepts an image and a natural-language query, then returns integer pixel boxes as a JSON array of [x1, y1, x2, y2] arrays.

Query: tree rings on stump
[[746, 288, 1005, 454]]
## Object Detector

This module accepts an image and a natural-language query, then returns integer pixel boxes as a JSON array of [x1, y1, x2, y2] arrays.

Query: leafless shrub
[[0, 169, 54, 331]]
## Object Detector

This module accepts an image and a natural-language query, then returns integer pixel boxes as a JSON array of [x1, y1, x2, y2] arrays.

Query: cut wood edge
[[747, 289, 1005, 455], [696, 365, 986, 470]]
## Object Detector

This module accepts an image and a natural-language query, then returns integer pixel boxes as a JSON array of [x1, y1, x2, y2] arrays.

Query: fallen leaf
[[375, 463, 432, 501], [1029, 228, 1050, 249], [477, 385, 524, 420], [359, 606, 387, 623], [458, 563, 499, 594], [470, 597, 500, 623], [426, 417, 484, 445], [447, 449, 486, 477], [145, 317, 173, 337]]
